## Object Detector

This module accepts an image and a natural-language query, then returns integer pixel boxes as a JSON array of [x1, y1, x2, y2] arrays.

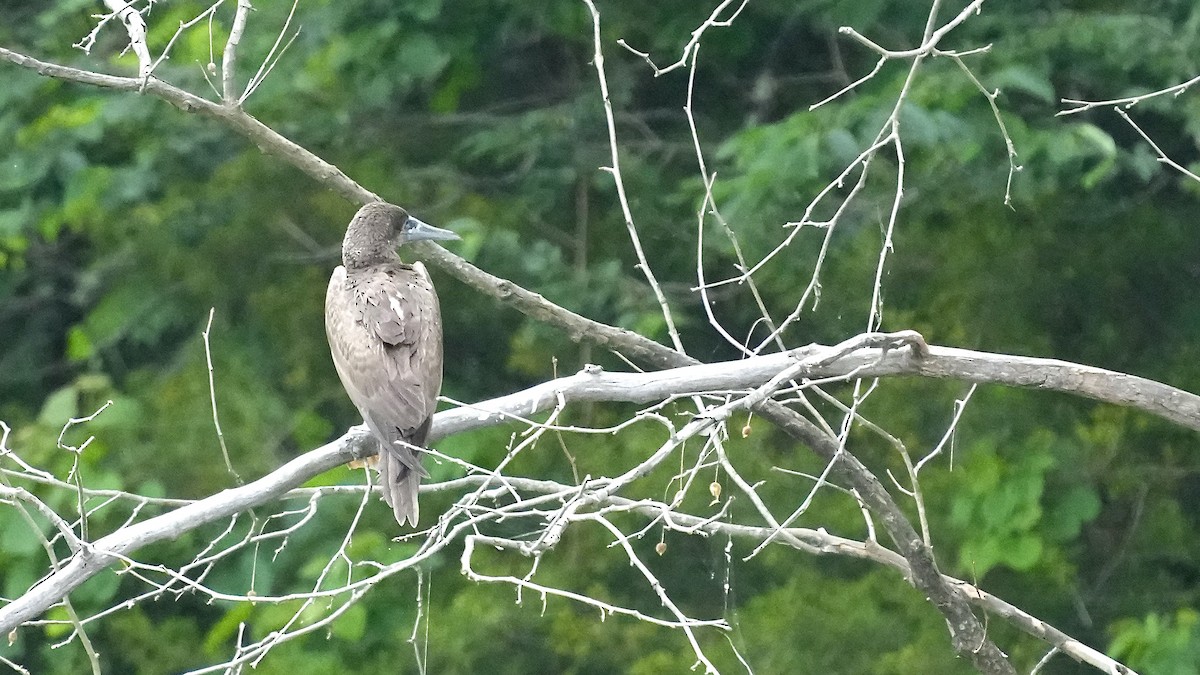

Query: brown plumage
[[325, 202, 458, 526]]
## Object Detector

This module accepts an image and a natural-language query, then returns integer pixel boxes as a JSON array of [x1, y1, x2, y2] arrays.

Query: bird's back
[[325, 261, 444, 524]]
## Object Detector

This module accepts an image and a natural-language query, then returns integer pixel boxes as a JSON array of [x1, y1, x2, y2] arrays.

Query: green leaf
[[1075, 123, 1117, 189], [66, 325, 94, 361], [331, 602, 368, 642], [1001, 535, 1043, 571], [824, 128, 860, 166], [405, 0, 443, 22], [1046, 485, 1101, 540], [73, 569, 120, 606], [0, 153, 49, 191], [203, 602, 254, 656], [990, 66, 1055, 103], [291, 408, 334, 449], [0, 200, 33, 241], [37, 385, 78, 426], [43, 606, 72, 638], [0, 515, 45, 556], [398, 33, 450, 81]]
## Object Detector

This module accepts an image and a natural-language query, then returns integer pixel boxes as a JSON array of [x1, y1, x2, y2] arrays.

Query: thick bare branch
[[220, 0, 251, 103], [760, 397, 1016, 673], [0, 431, 374, 634], [5, 334, 1190, 653], [434, 341, 1200, 439]]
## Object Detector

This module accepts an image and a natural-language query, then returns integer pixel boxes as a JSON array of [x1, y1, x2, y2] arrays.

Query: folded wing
[[325, 262, 444, 525]]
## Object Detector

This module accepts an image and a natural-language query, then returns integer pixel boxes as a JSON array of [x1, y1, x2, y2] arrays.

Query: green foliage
[[734, 566, 971, 674], [1111, 609, 1200, 674], [947, 429, 1101, 579], [4, 0, 1200, 673]]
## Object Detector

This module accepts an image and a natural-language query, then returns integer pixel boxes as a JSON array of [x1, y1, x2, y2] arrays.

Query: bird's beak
[[404, 216, 460, 242]]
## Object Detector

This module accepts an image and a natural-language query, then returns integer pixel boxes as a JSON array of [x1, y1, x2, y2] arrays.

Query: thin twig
[[203, 308, 242, 485]]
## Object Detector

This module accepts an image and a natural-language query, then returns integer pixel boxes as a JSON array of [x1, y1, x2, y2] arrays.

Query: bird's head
[[342, 202, 459, 268]]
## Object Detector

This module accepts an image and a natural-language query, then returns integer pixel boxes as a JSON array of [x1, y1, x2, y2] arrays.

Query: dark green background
[[2, 0, 1200, 672]]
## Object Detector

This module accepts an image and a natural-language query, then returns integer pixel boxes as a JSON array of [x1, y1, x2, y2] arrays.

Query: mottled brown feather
[[325, 260, 443, 525]]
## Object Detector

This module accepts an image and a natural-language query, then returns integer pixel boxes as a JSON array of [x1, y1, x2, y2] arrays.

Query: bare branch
[[944, 49, 1021, 207], [202, 308, 241, 484], [99, 0, 152, 78], [240, 0, 302, 104], [0, 430, 375, 633], [4, 331, 1190, 657], [0, 46, 378, 206], [220, 0, 251, 102], [1059, 74, 1200, 116], [839, 0, 985, 60], [582, 0, 686, 354], [1115, 107, 1200, 184], [615, 0, 749, 76]]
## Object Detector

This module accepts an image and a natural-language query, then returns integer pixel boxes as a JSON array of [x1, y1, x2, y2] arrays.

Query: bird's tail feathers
[[389, 439, 430, 478], [377, 450, 424, 527]]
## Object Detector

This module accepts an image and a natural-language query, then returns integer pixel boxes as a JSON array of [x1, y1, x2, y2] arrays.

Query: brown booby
[[325, 202, 459, 526]]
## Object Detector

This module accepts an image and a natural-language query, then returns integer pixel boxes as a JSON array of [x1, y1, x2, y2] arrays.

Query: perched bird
[[325, 202, 459, 526]]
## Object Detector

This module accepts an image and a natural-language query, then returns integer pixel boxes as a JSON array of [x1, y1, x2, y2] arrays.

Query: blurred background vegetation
[[2, 0, 1200, 672]]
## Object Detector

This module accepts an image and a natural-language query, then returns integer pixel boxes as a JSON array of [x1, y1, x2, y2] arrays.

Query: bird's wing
[[325, 264, 442, 452], [326, 261, 446, 528]]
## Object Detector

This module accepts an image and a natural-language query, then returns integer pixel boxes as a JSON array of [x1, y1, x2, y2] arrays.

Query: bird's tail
[[377, 449, 425, 527]]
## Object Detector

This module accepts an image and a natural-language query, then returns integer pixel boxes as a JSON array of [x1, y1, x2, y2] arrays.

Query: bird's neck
[[343, 245, 402, 270]]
